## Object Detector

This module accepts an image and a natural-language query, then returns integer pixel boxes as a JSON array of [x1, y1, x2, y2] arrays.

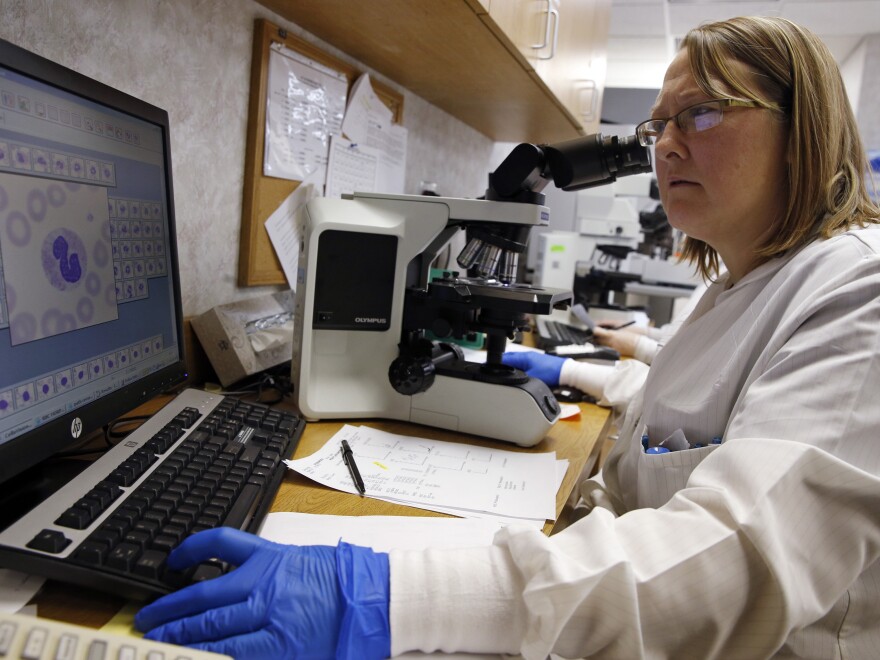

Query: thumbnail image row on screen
[[0, 334, 166, 418]]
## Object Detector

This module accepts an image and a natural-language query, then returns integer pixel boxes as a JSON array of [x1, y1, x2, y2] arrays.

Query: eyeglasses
[[635, 99, 766, 147]]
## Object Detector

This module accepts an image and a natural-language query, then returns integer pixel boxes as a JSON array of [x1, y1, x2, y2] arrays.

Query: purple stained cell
[[121, 354, 127, 363], [42, 383, 49, 394], [85, 271, 100, 296], [0, 400, 7, 410], [47, 184, 66, 207], [132, 349, 139, 359], [93, 364, 100, 374], [27, 189, 47, 222], [60, 376, 68, 386], [77, 296, 94, 322], [6, 210, 31, 247], [42, 229, 87, 291], [22, 391, 30, 402], [53, 236, 82, 283], [41, 310, 76, 336], [10, 312, 36, 343], [108, 359, 114, 368], [77, 369, 85, 380]]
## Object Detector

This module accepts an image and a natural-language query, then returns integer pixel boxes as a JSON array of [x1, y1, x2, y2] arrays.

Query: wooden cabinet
[[483, 0, 559, 68], [255, 0, 610, 144], [483, 0, 611, 134]]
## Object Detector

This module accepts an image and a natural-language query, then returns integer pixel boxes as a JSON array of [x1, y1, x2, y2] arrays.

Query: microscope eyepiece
[[543, 133, 653, 192], [485, 132, 653, 202]]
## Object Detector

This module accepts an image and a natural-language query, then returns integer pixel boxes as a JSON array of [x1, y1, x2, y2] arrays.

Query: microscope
[[291, 133, 651, 446]]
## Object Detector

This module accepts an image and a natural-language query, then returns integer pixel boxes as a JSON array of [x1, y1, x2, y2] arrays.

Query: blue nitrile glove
[[134, 527, 390, 660], [501, 351, 568, 387]]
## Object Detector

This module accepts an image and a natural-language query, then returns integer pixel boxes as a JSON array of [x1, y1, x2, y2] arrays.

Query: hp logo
[[70, 417, 83, 439]]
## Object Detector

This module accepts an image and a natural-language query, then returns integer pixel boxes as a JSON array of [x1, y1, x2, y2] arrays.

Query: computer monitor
[[0, 39, 187, 496]]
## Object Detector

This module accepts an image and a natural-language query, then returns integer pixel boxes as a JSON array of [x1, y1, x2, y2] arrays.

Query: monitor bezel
[[0, 38, 188, 487]]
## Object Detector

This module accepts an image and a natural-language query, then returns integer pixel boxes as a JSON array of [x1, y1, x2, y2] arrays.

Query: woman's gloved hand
[[501, 351, 568, 387], [591, 326, 642, 357], [134, 527, 390, 660]]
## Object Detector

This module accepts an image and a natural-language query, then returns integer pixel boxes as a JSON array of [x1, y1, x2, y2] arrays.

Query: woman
[[136, 16, 880, 658]]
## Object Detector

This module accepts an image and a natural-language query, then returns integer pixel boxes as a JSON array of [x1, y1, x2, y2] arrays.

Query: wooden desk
[[30, 394, 611, 627], [273, 400, 611, 536]]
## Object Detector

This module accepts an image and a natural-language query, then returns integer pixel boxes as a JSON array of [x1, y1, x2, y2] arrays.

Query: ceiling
[[606, 0, 880, 88]]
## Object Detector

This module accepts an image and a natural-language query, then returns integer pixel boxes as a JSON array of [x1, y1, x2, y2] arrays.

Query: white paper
[[325, 135, 379, 198], [0, 569, 44, 614], [339, 74, 407, 194], [377, 458, 569, 528], [285, 424, 558, 521], [258, 512, 506, 551], [369, 123, 407, 194], [341, 74, 393, 145], [264, 183, 317, 288], [263, 44, 348, 183]]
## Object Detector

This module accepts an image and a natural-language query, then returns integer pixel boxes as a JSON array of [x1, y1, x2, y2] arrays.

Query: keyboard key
[[223, 483, 260, 529], [106, 543, 141, 571], [74, 541, 109, 565], [22, 625, 48, 659], [55, 507, 92, 530], [134, 549, 167, 580], [26, 529, 71, 553]]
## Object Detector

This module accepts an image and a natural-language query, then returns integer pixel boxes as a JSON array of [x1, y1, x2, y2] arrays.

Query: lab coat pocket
[[636, 442, 720, 509]]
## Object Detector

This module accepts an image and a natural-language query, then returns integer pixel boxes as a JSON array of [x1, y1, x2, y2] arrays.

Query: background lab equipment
[[292, 134, 651, 447], [533, 173, 698, 326]]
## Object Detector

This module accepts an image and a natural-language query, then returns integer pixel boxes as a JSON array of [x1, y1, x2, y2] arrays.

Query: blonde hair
[[677, 16, 879, 280]]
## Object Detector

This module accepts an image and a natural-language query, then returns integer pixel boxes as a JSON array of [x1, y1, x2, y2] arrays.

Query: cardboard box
[[191, 291, 294, 387]]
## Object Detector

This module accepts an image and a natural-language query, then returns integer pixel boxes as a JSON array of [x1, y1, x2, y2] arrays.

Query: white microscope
[[292, 134, 652, 446]]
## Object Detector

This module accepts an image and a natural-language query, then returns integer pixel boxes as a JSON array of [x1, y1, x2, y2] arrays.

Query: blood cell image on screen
[[0, 171, 118, 346]]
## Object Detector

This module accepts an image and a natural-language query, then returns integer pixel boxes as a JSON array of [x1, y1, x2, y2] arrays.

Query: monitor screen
[[0, 39, 186, 488]]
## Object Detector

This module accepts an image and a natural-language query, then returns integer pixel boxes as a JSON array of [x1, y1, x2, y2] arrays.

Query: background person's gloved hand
[[501, 351, 569, 387], [134, 527, 390, 660]]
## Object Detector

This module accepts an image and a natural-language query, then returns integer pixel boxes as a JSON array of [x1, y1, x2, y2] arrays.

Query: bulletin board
[[238, 18, 404, 287]]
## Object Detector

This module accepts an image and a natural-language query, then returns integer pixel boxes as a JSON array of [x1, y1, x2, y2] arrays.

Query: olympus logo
[[70, 417, 83, 439], [355, 317, 387, 324]]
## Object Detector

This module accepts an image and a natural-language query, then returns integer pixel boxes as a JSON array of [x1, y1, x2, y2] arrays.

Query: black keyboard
[[535, 318, 593, 349], [0, 389, 305, 601]]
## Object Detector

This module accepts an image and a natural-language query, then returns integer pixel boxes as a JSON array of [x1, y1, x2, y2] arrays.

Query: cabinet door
[[486, 0, 560, 67], [536, 0, 611, 133]]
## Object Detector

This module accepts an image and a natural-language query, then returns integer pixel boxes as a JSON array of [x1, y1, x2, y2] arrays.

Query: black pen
[[341, 439, 366, 496], [610, 320, 636, 330]]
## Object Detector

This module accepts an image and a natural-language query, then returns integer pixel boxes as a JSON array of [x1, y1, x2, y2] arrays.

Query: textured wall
[[0, 0, 495, 315]]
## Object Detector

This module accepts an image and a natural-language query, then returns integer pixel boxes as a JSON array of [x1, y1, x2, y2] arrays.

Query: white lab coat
[[389, 224, 880, 659], [559, 280, 708, 410]]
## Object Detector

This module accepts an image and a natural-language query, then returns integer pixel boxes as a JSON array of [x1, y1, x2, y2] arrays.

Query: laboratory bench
[[25, 389, 612, 630]]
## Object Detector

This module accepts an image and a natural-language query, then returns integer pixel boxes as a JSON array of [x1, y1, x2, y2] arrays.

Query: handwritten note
[[285, 424, 559, 522]]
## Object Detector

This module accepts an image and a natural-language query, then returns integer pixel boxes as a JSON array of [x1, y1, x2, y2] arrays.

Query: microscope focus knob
[[388, 356, 436, 395]]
